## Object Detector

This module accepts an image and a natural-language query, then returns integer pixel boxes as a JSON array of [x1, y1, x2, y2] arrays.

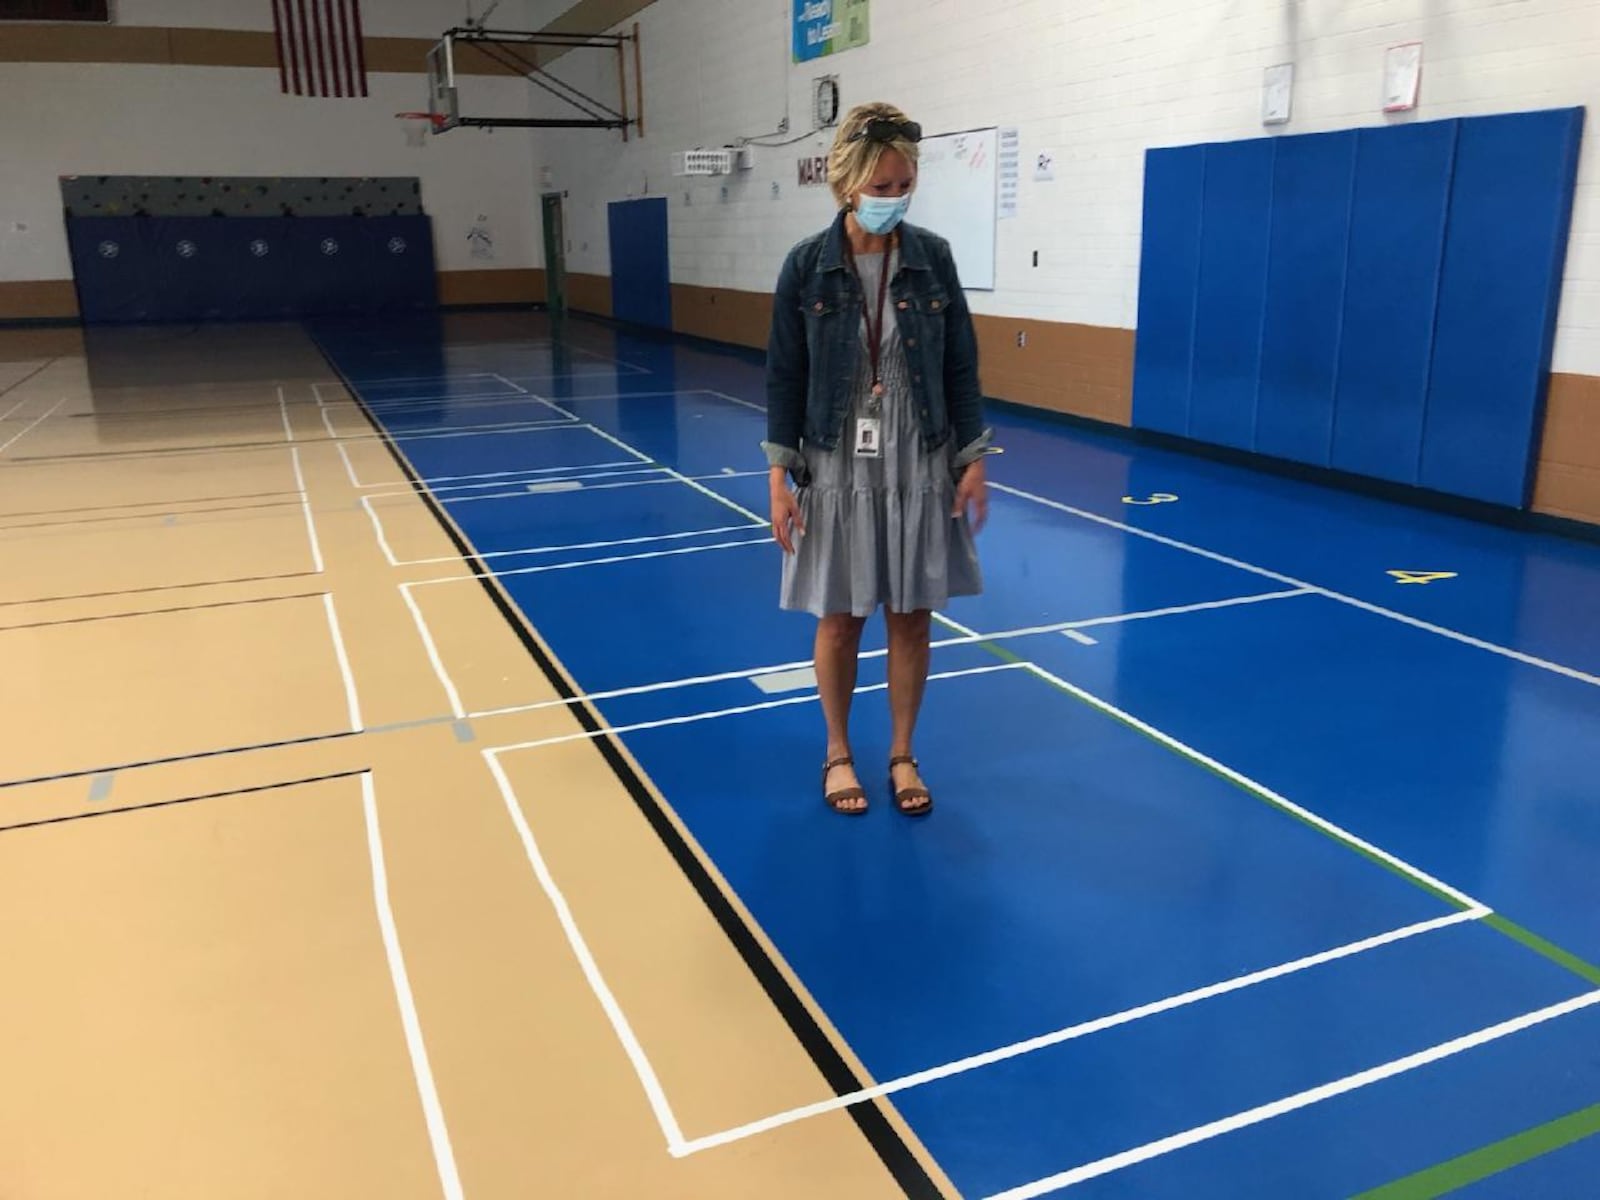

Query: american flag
[[271, 0, 368, 98]]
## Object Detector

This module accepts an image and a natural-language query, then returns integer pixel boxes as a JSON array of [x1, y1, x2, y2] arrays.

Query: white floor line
[[360, 494, 404, 566], [703, 389, 766, 414], [401, 585, 466, 718], [462, 592, 1316, 722], [320, 404, 576, 445], [415, 466, 668, 496], [989, 481, 1600, 690], [408, 536, 771, 587], [1064, 630, 1099, 645], [321, 593, 365, 731], [495, 358, 652, 379], [393, 460, 641, 490], [364, 391, 538, 409], [372, 422, 587, 445], [525, 390, 698, 406], [277, 385, 295, 443], [484, 749, 688, 1155], [386, 418, 577, 441], [0, 393, 36, 423], [526, 392, 584, 422], [578, 423, 767, 525], [289, 447, 324, 574], [975, 589, 1315, 645], [938, 611, 1485, 911], [487, 663, 1027, 757], [346, 456, 640, 491], [982, 988, 1600, 1199], [424, 470, 769, 508], [0, 397, 66, 455], [336, 440, 364, 489], [343, 370, 499, 388], [676, 908, 1486, 1156], [490, 372, 530, 395], [361, 773, 466, 1200], [390, 523, 769, 569]]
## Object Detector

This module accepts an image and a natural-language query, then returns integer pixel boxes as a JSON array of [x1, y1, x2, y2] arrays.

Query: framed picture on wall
[[1383, 42, 1423, 112], [1263, 63, 1294, 126]]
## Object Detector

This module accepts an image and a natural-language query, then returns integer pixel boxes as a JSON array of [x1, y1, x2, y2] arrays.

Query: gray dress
[[780, 250, 983, 618]]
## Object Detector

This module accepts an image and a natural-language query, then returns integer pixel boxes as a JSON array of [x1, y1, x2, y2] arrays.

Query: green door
[[540, 192, 567, 318]]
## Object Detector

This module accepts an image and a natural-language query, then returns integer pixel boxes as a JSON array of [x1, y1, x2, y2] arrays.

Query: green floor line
[[1483, 916, 1600, 987], [943, 622, 1600, 989], [954, 629, 1467, 911], [1350, 1102, 1600, 1199]]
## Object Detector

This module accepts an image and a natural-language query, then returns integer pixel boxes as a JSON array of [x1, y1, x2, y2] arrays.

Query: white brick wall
[[1, 65, 538, 280], [534, 0, 1600, 375], [0, 3, 555, 286]]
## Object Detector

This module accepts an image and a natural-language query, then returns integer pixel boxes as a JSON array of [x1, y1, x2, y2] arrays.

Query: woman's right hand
[[770, 469, 805, 554]]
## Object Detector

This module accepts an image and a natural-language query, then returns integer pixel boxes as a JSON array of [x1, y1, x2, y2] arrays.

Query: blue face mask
[[854, 193, 911, 235]]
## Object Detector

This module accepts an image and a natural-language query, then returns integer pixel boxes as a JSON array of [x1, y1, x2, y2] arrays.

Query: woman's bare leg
[[885, 608, 933, 811], [816, 613, 868, 810]]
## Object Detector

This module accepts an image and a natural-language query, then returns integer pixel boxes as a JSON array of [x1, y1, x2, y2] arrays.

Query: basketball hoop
[[396, 111, 445, 147]]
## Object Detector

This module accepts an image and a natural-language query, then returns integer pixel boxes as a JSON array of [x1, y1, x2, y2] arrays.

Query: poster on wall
[[1383, 41, 1423, 112], [998, 128, 1020, 219], [793, 0, 870, 64]]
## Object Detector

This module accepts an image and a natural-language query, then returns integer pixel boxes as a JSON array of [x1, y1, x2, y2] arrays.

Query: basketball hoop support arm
[[432, 26, 642, 134]]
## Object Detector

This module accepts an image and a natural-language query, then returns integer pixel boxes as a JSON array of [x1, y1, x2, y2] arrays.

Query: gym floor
[[2, 311, 1597, 1199]]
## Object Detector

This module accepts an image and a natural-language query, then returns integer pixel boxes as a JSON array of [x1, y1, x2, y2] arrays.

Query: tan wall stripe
[[3, 265, 1594, 525], [0, 25, 509, 73]]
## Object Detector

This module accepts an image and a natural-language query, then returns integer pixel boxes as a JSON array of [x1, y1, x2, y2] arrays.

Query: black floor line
[[310, 326, 946, 1199], [0, 769, 369, 835], [0, 570, 320, 610]]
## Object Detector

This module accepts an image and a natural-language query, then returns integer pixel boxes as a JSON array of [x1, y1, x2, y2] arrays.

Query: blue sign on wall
[[793, 0, 869, 64]]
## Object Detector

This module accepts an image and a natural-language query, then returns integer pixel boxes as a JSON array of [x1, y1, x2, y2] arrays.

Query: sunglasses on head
[[846, 117, 922, 145]]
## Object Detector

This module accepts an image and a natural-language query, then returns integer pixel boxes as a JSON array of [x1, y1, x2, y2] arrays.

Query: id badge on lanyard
[[849, 237, 892, 459], [854, 417, 882, 458]]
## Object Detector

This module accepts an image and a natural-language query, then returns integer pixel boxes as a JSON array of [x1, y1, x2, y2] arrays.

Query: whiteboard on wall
[[910, 126, 998, 291]]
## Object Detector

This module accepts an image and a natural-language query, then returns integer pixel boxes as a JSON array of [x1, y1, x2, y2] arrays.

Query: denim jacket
[[763, 210, 991, 474]]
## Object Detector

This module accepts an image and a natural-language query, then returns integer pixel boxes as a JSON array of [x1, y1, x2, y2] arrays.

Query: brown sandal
[[889, 755, 932, 817], [823, 756, 867, 816]]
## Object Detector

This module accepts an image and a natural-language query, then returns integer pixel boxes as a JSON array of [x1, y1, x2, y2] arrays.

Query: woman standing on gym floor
[[763, 102, 990, 818]]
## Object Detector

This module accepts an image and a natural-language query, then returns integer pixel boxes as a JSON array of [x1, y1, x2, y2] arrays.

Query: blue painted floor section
[[313, 312, 1600, 1199]]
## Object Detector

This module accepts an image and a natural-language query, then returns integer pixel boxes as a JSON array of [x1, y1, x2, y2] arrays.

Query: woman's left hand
[[953, 458, 988, 534]]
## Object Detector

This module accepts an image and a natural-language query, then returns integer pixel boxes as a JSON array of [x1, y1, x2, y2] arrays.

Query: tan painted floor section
[[0, 324, 957, 1199]]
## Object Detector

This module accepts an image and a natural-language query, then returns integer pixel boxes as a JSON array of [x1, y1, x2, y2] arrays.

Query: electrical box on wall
[[735, 146, 756, 171]]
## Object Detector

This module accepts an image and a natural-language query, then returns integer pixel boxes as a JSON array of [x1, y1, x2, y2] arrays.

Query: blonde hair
[[827, 102, 920, 210]]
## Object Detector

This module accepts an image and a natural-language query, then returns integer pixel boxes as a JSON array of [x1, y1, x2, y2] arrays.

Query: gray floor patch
[[751, 667, 818, 694]]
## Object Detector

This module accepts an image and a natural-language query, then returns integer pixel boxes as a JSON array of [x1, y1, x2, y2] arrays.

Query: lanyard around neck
[[844, 232, 895, 399]]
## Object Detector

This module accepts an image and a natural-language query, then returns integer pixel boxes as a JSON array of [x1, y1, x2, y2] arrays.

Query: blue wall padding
[[1256, 130, 1356, 466], [1419, 107, 1586, 505], [608, 197, 673, 330], [1330, 120, 1458, 485], [1190, 139, 1275, 450], [1132, 146, 1205, 437], [1132, 107, 1584, 509], [66, 215, 437, 323]]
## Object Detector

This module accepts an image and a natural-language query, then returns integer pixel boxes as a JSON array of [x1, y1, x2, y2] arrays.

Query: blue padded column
[[1419, 107, 1584, 507], [1131, 145, 1205, 436], [1256, 131, 1357, 466], [1329, 119, 1458, 485], [1189, 139, 1274, 450]]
